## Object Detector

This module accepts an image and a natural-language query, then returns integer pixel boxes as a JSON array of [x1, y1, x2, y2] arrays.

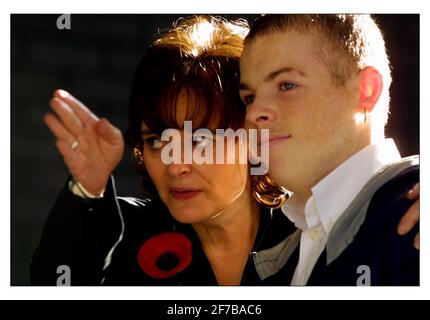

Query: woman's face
[[142, 89, 250, 224]]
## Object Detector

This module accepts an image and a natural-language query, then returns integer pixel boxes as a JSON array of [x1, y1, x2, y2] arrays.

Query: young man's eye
[[243, 95, 255, 105], [280, 82, 296, 91]]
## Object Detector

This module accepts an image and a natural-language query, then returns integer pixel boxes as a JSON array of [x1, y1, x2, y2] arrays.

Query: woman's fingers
[[44, 113, 75, 143], [397, 198, 419, 235], [96, 118, 123, 146], [45, 111, 91, 153], [406, 183, 419, 200], [414, 233, 420, 250], [54, 89, 99, 129], [50, 97, 85, 138], [51, 90, 101, 148]]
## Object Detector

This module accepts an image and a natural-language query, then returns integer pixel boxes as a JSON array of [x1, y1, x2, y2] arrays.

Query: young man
[[239, 14, 419, 285]]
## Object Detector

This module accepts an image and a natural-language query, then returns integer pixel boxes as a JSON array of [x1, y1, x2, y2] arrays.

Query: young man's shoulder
[[310, 163, 419, 285], [366, 162, 419, 226]]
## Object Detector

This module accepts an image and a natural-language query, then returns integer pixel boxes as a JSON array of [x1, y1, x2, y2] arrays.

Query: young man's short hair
[[246, 14, 392, 126]]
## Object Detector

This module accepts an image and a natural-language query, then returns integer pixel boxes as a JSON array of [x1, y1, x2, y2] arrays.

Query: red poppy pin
[[137, 232, 192, 279]]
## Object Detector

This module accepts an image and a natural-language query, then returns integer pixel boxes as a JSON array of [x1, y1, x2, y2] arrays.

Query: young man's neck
[[294, 132, 378, 205]]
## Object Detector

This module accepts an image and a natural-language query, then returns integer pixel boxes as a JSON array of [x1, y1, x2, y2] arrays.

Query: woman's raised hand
[[44, 89, 125, 195]]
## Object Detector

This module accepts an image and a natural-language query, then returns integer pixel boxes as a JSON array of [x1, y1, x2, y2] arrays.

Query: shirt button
[[309, 229, 320, 240]]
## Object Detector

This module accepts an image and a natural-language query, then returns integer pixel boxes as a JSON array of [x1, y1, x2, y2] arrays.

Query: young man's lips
[[169, 188, 202, 200], [259, 135, 292, 147]]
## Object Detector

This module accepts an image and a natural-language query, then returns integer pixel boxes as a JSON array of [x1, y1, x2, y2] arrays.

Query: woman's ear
[[357, 66, 383, 113]]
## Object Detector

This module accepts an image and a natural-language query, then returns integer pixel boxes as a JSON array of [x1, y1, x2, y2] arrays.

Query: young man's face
[[240, 30, 360, 195]]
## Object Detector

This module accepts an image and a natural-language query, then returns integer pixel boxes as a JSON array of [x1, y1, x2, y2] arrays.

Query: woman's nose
[[167, 163, 192, 177]]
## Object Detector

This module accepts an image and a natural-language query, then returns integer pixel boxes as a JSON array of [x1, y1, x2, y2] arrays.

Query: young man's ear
[[358, 66, 383, 113]]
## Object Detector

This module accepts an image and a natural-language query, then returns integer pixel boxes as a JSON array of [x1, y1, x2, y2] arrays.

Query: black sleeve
[[30, 176, 125, 285], [374, 166, 420, 285]]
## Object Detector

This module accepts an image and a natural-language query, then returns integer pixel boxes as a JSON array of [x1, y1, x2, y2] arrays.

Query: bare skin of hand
[[44, 89, 125, 195], [398, 183, 420, 249]]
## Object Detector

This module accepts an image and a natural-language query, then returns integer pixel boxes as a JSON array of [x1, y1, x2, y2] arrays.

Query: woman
[[31, 15, 419, 286], [32, 16, 292, 285]]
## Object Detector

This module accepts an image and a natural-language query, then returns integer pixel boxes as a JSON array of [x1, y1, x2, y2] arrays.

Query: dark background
[[11, 14, 419, 285]]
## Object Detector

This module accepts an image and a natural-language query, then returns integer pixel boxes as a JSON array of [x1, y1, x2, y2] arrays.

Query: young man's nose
[[245, 100, 277, 128]]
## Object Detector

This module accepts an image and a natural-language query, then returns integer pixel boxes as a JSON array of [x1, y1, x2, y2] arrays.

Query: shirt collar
[[282, 139, 401, 233]]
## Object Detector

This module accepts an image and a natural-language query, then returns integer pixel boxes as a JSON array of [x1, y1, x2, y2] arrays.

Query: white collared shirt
[[281, 139, 401, 285]]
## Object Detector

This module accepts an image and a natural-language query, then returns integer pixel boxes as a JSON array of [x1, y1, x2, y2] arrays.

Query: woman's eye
[[193, 135, 212, 148], [143, 136, 164, 149], [280, 82, 296, 91]]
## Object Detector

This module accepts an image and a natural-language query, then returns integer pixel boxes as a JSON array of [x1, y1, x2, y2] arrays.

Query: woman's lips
[[169, 188, 202, 200]]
